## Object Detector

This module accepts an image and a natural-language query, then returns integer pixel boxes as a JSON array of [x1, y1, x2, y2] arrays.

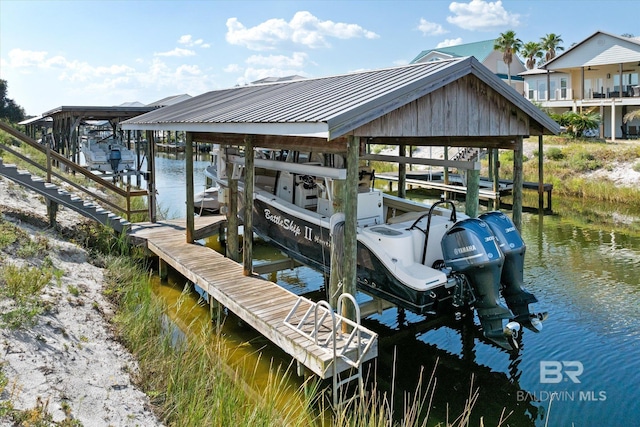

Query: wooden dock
[[128, 216, 378, 380]]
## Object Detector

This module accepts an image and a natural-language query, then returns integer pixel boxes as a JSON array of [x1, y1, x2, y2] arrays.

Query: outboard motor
[[109, 146, 122, 172], [479, 212, 547, 332], [441, 218, 520, 350]]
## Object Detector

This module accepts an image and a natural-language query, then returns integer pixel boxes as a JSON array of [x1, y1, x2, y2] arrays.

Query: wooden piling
[[513, 136, 524, 231], [185, 132, 194, 243], [227, 148, 240, 263], [243, 135, 254, 276]]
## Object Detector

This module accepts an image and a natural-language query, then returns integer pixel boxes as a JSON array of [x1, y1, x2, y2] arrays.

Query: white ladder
[[283, 293, 376, 407]]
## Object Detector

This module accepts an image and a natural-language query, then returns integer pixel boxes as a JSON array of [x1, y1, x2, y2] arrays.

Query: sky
[[1, 0, 638, 116]]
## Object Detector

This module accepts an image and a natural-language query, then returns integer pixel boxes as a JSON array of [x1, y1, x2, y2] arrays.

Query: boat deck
[[128, 216, 378, 379]]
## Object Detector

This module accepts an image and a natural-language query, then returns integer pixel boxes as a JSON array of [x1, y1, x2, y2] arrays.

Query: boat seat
[[387, 211, 427, 224], [386, 208, 449, 225]]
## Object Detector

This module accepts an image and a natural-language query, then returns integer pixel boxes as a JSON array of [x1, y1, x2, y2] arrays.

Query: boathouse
[[121, 55, 559, 309]]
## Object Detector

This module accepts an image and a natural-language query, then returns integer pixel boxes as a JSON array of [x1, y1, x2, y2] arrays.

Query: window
[[550, 80, 557, 100], [538, 82, 547, 101], [560, 78, 568, 99]]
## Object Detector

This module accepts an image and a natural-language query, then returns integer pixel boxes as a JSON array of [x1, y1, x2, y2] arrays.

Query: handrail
[[0, 122, 147, 220]]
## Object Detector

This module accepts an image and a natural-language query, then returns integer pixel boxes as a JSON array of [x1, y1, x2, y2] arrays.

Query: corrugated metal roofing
[[410, 39, 497, 64], [122, 56, 560, 139]]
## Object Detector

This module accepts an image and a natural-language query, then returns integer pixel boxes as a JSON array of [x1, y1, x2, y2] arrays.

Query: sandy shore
[[0, 177, 163, 426]]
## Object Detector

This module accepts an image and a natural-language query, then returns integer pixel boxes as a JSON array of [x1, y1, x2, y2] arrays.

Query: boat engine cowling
[[479, 212, 545, 332], [441, 218, 517, 349]]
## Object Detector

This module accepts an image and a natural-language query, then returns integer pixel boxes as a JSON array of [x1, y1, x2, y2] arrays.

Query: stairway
[[0, 158, 130, 233], [450, 147, 487, 162]]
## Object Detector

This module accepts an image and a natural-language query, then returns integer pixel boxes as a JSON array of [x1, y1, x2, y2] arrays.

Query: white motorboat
[[207, 146, 546, 350]]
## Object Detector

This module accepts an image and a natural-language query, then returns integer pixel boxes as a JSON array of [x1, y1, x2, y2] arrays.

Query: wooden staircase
[[0, 158, 130, 233]]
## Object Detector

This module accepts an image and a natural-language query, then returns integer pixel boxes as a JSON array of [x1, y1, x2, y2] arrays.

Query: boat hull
[[251, 197, 452, 314]]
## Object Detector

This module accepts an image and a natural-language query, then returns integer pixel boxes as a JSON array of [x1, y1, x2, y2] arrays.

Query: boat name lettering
[[313, 234, 331, 247], [454, 245, 477, 255], [264, 209, 301, 237]]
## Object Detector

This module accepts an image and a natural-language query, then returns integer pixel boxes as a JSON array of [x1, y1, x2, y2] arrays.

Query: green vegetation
[[550, 110, 600, 138], [0, 80, 26, 124], [497, 139, 640, 204], [0, 217, 59, 328]]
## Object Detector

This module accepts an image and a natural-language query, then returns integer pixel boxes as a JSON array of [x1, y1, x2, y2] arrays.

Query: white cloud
[[417, 19, 448, 36], [226, 11, 379, 51], [3, 48, 213, 105], [224, 64, 242, 73], [178, 34, 193, 45], [8, 49, 48, 68], [178, 34, 210, 48], [447, 0, 520, 31], [232, 52, 311, 85], [154, 48, 196, 57], [437, 38, 463, 48]]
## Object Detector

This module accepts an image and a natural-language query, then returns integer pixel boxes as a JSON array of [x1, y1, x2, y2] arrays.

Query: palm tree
[[623, 109, 640, 123], [521, 41, 543, 69], [540, 33, 564, 62], [494, 30, 523, 88]]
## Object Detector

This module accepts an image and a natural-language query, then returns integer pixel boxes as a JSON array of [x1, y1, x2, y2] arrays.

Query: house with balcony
[[411, 39, 526, 93], [522, 31, 640, 140]]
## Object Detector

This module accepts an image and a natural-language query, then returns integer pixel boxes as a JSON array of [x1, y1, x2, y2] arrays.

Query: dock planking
[[129, 216, 378, 379]]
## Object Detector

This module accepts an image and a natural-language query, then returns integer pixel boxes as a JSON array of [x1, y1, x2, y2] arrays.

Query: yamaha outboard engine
[[109, 146, 122, 173], [441, 218, 520, 350], [479, 212, 546, 332]]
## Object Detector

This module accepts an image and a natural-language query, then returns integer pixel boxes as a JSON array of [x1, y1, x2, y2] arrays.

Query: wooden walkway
[[128, 216, 378, 379]]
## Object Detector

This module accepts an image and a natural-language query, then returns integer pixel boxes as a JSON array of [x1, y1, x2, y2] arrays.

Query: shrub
[[568, 150, 601, 172], [546, 147, 565, 160]]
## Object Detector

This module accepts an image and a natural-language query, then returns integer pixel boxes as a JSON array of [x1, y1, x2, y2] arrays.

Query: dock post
[[513, 136, 524, 231], [226, 149, 240, 262], [243, 135, 254, 276], [46, 199, 58, 228], [398, 144, 406, 198], [185, 132, 194, 243], [329, 179, 345, 307], [538, 135, 544, 212], [343, 136, 359, 321], [158, 258, 167, 281], [492, 149, 500, 210], [465, 169, 479, 218], [146, 131, 157, 223], [443, 146, 449, 200]]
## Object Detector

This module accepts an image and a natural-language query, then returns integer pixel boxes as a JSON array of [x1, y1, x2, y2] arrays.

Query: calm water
[[154, 154, 640, 426]]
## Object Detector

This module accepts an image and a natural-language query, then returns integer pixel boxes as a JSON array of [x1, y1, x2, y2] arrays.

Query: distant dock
[[376, 171, 553, 211]]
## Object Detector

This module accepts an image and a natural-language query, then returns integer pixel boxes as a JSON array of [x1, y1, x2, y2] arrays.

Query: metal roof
[[122, 56, 560, 139], [42, 105, 157, 120], [542, 30, 640, 70], [147, 94, 192, 108], [410, 39, 497, 64]]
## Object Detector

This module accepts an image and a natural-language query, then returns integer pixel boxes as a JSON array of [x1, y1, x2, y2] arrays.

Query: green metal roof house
[[411, 39, 526, 94]]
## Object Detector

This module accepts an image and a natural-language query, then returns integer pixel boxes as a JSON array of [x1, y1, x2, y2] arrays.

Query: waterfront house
[[522, 31, 640, 140], [411, 39, 526, 94]]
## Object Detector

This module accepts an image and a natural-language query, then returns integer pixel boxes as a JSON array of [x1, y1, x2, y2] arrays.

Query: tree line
[[493, 31, 565, 88], [0, 79, 26, 124]]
